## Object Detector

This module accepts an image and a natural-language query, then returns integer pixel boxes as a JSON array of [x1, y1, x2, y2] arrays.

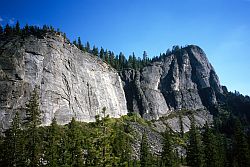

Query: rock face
[[0, 33, 127, 130], [0, 32, 225, 132], [120, 45, 224, 120]]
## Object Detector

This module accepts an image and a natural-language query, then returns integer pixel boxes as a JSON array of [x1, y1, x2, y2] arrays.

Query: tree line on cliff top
[[0, 21, 184, 71]]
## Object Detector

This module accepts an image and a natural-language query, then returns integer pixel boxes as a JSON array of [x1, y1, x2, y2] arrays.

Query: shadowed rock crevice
[[121, 45, 225, 120]]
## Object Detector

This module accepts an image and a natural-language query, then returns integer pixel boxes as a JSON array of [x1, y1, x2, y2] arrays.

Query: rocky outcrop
[[0, 33, 127, 130], [120, 45, 224, 120], [0, 31, 225, 133]]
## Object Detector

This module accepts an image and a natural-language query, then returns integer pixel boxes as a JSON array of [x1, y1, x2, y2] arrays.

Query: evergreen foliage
[[112, 122, 132, 166], [202, 122, 220, 167], [67, 117, 84, 167], [1, 22, 250, 167], [92, 45, 99, 57], [15, 21, 21, 34], [186, 116, 204, 167], [77, 37, 84, 50], [161, 129, 177, 167], [232, 119, 250, 167], [215, 133, 227, 167], [0, 21, 185, 72], [140, 133, 151, 167], [85, 41, 91, 53], [4, 24, 12, 35], [2, 112, 25, 167], [0, 105, 250, 166], [0, 21, 68, 41], [44, 117, 62, 167], [24, 87, 42, 167], [0, 25, 3, 34]]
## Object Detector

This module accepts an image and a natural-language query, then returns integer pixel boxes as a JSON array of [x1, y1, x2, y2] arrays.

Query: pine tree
[[57, 130, 71, 167], [118, 52, 126, 70], [92, 45, 99, 57], [143, 51, 147, 61], [186, 116, 204, 167], [23, 24, 29, 35], [202, 122, 219, 167], [166, 49, 171, 55], [85, 41, 91, 53], [4, 24, 12, 35], [127, 55, 133, 69], [73, 40, 77, 46], [112, 122, 132, 166], [25, 88, 41, 127], [161, 129, 176, 167], [42, 25, 48, 32], [215, 133, 227, 167], [24, 87, 42, 167], [142, 51, 148, 67], [77, 37, 83, 50], [114, 55, 119, 70], [140, 133, 151, 167], [132, 52, 137, 69], [86, 108, 114, 167], [0, 25, 3, 34], [100, 47, 105, 60], [100, 107, 114, 166], [232, 119, 250, 167], [85, 115, 103, 166], [44, 117, 61, 167], [67, 117, 84, 167], [172, 45, 180, 52], [137, 57, 142, 69], [15, 21, 21, 34], [49, 25, 55, 32], [109, 51, 115, 67], [2, 112, 25, 167], [63, 33, 67, 41], [104, 50, 109, 63]]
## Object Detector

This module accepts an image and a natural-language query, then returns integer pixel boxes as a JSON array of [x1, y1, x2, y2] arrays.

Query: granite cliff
[[0, 33, 127, 130], [0, 32, 225, 131], [120, 45, 224, 121]]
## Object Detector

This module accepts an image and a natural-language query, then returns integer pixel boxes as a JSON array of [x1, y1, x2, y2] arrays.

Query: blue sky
[[0, 0, 250, 95]]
